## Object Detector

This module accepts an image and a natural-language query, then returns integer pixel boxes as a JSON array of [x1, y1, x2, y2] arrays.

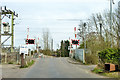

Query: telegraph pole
[[0, 6, 2, 61], [51, 39, 53, 52], [118, 1, 120, 70], [11, 13, 14, 52], [110, 0, 112, 48], [118, 1, 120, 49]]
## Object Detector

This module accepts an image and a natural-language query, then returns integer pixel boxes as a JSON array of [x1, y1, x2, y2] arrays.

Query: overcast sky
[[0, 0, 120, 50]]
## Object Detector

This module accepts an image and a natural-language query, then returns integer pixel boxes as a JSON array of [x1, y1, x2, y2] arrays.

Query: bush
[[85, 53, 98, 64], [8, 62, 13, 64], [42, 49, 52, 56], [98, 48, 120, 64], [27, 60, 35, 66]]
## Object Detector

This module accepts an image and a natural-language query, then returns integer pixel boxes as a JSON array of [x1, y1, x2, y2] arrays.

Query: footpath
[[67, 57, 97, 71], [0, 58, 38, 78], [2, 64, 30, 78]]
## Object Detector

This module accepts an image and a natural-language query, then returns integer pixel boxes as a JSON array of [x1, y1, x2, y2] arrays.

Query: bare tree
[[42, 28, 51, 50]]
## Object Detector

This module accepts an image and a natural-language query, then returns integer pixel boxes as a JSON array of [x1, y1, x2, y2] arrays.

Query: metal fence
[[1, 52, 19, 64], [1, 51, 37, 64], [75, 49, 85, 63]]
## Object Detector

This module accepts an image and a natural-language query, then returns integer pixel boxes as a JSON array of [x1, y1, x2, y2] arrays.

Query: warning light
[[71, 39, 79, 45], [26, 39, 35, 44]]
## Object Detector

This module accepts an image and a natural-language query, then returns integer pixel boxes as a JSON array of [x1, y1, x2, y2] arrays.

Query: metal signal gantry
[[0, 6, 18, 52]]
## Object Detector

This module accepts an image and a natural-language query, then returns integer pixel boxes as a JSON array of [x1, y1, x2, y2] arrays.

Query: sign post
[[19, 45, 28, 67]]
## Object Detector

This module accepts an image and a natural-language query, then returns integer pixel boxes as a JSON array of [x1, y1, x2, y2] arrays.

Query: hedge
[[98, 48, 120, 64]]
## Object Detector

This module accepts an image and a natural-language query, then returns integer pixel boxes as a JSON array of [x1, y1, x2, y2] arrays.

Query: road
[[24, 57, 105, 78]]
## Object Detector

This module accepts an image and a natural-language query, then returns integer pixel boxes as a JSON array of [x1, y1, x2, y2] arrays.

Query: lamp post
[[99, 21, 103, 50], [84, 23, 86, 54], [0, 6, 2, 64], [83, 23, 86, 64], [78, 22, 86, 63]]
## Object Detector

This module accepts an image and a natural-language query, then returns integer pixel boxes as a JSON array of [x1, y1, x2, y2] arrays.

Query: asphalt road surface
[[24, 57, 105, 78]]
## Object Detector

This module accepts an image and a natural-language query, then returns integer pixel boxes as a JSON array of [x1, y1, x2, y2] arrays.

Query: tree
[[64, 40, 70, 57], [77, 8, 120, 64], [56, 49, 60, 57], [60, 40, 69, 57], [60, 40, 64, 57], [42, 28, 51, 55]]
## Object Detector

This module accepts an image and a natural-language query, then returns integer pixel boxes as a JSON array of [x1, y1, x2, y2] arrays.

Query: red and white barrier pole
[[27, 27, 29, 39], [74, 27, 77, 49], [74, 27, 77, 39]]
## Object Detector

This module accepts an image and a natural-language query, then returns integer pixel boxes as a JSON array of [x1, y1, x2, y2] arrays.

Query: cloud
[[1, 0, 107, 3], [2, 0, 119, 50]]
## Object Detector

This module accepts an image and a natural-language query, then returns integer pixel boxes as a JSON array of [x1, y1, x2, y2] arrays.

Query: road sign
[[19, 45, 28, 54]]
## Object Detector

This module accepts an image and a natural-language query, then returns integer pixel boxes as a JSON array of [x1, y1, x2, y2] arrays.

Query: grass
[[20, 60, 35, 68], [8, 62, 13, 64], [92, 68, 104, 74], [92, 67, 119, 78], [101, 72, 119, 78]]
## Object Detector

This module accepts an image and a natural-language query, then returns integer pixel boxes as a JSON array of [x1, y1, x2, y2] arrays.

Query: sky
[[0, 0, 120, 50]]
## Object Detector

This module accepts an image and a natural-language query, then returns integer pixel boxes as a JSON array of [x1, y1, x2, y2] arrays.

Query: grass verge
[[92, 67, 119, 78], [101, 72, 119, 78], [20, 60, 35, 68], [8, 62, 13, 64]]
